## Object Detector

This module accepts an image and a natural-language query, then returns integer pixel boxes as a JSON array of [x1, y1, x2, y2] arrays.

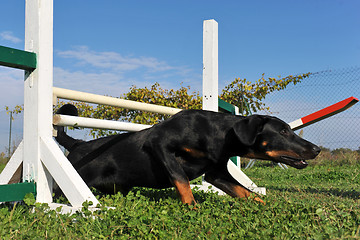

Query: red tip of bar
[[301, 96, 358, 126]]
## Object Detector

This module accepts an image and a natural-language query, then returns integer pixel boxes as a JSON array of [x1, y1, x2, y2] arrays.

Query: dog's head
[[233, 115, 320, 169]]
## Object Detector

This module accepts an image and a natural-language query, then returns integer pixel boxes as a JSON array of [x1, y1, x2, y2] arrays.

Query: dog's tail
[[54, 104, 84, 151]]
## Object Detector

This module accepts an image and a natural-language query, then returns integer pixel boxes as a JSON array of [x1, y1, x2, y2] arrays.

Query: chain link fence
[[264, 66, 360, 150]]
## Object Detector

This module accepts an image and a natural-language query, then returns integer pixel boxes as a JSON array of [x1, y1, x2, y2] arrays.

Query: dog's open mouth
[[279, 156, 308, 169]]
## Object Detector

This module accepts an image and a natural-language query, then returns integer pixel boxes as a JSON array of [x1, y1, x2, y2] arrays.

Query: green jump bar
[[0, 182, 36, 202], [218, 98, 236, 114], [0, 45, 36, 71], [217, 99, 238, 165]]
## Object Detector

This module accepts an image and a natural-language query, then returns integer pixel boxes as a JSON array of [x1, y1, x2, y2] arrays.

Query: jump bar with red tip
[[288, 96, 359, 131]]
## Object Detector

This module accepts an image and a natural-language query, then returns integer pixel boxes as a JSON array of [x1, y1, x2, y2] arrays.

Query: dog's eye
[[280, 129, 288, 135]]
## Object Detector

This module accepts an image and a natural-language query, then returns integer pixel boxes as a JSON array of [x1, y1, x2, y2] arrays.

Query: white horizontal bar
[[53, 87, 182, 115], [288, 118, 303, 130], [53, 114, 152, 132]]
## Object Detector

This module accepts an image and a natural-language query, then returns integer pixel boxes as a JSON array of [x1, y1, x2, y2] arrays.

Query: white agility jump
[[0, 0, 99, 212], [1, 0, 358, 213]]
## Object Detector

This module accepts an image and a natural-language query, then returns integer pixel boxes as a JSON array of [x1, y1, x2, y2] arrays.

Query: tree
[[220, 73, 310, 115], [56, 83, 202, 137], [9, 73, 312, 138]]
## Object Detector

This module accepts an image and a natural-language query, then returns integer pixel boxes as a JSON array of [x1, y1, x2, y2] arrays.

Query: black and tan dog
[[54, 104, 320, 204]]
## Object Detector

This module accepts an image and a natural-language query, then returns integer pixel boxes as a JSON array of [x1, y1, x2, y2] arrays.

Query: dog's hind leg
[[204, 167, 264, 204]]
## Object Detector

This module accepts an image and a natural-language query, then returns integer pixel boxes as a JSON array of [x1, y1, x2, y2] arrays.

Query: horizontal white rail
[[53, 114, 152, 132], [53, 87, 183, 116]]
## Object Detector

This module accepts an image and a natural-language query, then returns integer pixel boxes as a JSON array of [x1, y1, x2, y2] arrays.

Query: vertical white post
[[202, 20, 265, 195], [234, 106, 241, 167], [21, 0, 99, 209], [202, 19, 218, 112], [23, 0, 54, 203]]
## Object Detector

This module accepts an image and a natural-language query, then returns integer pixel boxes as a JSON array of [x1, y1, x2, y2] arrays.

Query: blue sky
[[0, 0, 359, 152]]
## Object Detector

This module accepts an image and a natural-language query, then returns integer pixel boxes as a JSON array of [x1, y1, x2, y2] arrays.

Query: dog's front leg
[[204, 167, 264, 204], [146, 143, 196, 205], [172, 179, 196, 205], [162, 160, 196, 205]]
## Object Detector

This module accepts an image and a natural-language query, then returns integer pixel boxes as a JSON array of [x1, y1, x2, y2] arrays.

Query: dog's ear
[[233, 115, 265, 146]]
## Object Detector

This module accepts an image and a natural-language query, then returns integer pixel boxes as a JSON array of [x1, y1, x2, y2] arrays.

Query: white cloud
[[53, 67, 163, 97], [0, 31, 22, 44], [55, 46, 201, 94], [57, 46, 175, 72], [54, 67, 126, 96]]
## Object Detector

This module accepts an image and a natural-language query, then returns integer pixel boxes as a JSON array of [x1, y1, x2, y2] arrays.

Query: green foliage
[[221, 73, 311, 115], [5, 105, 23, 119], [110, 82, 202, 125], [0, 164, 359, 239], [123, 82, 202, 118], [310, 147, 360, 167], [0, 152, 8, 172], [23, 193, 36, 206]]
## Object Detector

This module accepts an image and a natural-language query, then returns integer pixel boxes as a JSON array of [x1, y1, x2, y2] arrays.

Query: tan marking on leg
[[232, 185, 265, 204], [173, 180, 196, 205], [232, 185, 251, 198]]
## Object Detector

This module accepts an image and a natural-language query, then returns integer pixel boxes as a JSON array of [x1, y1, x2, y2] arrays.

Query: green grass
[[1, 164, 359, 239]]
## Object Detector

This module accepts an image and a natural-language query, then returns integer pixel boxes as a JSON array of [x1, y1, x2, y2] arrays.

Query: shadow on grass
[[134, 188, 179, 201], [130, 187, 222, 204], [267, 185, 360, 199]]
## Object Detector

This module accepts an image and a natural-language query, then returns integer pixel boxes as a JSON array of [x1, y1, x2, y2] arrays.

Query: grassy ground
[[0, 162, 359, 239]]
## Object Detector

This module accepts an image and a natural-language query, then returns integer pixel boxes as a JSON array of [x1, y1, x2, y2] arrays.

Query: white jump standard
[[1, 1, 357, 211], [0, 0, 99, 212]]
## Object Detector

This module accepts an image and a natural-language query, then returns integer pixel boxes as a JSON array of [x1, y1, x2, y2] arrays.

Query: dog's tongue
[[292, 159, 308, 169]]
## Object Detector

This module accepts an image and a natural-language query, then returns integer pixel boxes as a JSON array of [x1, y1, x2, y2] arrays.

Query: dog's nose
[[313, 145, 321, 155]]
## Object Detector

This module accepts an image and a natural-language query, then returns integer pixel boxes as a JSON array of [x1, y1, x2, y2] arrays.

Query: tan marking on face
[[243, 152, 267, 159], [182, 147, 206, 158], [173, 180, 196, 205], [243, 152, 256, 158], [262, 141, 268, 147], [265, 150, 300, 158]]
